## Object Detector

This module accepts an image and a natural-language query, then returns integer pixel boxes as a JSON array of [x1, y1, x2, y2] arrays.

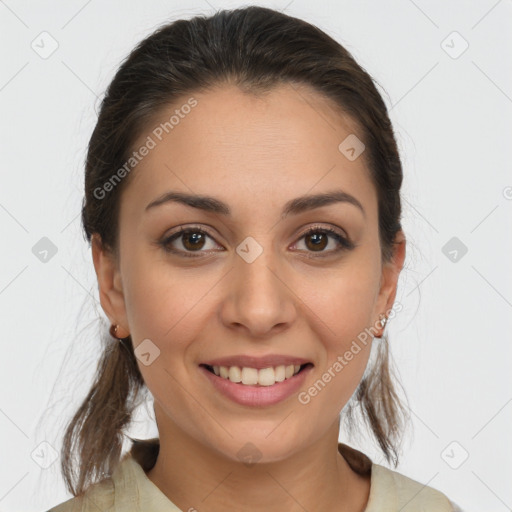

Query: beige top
[[47, 438, 462, 511]]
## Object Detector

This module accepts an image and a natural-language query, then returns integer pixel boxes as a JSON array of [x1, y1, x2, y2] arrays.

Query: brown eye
[[159, 224, 354, 259], [160, 226, 222, 257], [182, 231, 207, 251], [304, 231, 329, 251], [294, 226, 354, 256]]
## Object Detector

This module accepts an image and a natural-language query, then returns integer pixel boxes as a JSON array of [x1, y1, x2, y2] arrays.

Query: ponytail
[[60, 330, 145, 496]]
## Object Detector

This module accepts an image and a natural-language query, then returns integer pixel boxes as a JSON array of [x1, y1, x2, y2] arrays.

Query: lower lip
[[199, 365, 313, 407]]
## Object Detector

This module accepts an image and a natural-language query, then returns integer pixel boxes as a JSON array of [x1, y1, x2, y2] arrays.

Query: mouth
[[199, 362, 314, 387], [199, 361, 314, 407]]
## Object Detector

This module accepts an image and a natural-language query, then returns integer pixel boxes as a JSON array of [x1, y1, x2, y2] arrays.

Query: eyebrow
[[145, 189, 365, 218]]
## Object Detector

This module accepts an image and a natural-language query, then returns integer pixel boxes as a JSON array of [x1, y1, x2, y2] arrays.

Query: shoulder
[[46, 438, 160, 512], [46, 475, 115, 512], [368, 463, 462, 511], [337, 443, 462, 511]]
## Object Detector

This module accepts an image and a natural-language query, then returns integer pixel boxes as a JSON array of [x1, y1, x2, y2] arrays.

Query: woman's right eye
[[159, 226, 223, 257]]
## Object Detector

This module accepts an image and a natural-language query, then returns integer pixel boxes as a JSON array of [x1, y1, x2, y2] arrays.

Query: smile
[[199, 363, 314, 407], [202, 363, 312, 386]]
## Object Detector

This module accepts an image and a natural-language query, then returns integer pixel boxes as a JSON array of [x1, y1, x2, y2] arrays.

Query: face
[[93, 83, 405, 464]]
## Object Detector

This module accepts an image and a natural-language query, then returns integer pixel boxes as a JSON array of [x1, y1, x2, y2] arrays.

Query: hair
[[61, 5, 409, 497]]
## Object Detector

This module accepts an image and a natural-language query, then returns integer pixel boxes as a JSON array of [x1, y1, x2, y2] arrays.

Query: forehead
[[121, 83, 377, 222]]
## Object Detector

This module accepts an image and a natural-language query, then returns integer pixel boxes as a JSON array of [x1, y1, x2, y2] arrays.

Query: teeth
[[241, 367, 258, 385], [228, 366, 242, 383], [212, 364, 303, 386], [258, 367, 275, 386], [275, 365, 286, 382]]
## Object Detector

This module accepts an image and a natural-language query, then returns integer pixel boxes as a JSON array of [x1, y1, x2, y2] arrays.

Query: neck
[[145, 416, 370, 512]]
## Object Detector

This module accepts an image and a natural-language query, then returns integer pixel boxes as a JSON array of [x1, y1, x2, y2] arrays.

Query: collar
[[109, 437, 375, 511], [107, 437, 453, 511], [128, 436, 373, 475]]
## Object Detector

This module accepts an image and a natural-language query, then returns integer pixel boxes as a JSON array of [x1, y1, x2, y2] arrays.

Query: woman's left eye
[[292, 226, 355, 256], [159, 225, 354, 258]]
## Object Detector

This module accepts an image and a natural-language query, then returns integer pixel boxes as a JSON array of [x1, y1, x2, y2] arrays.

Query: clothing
[[47, 438, 462, 511]]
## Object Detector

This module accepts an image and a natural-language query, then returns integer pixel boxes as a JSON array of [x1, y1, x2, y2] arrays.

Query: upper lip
[[201, 354, 312, 370]]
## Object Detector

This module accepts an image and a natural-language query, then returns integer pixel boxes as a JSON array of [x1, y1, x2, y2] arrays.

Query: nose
[[219, 245, 298, 338]]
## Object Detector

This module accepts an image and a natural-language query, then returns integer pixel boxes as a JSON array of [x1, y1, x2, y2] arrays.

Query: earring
[[109, 324, 129, 341], [377, 314, 388, 337], [109, 324, 120, 340]]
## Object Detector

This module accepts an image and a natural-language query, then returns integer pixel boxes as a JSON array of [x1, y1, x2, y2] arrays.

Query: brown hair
[[61, 5, 409, 497]]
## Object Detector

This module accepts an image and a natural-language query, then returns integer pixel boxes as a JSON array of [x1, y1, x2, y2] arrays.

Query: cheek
[[293, 263, 378, 407], [122, 252, 217, 346], [298, 261, 380, 348], [123, 268, 208, 417], [297, 343, 372, 428], [298, 284, 375, 416]]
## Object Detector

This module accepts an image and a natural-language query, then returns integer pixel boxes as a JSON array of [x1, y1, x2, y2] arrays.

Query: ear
[[91, 233, 130, 337], [375, 230, 406, 325]]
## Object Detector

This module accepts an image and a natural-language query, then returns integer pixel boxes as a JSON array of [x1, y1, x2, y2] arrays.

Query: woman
[[48, 5, 462, 511]]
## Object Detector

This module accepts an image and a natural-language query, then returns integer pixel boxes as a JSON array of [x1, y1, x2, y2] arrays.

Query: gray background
[[0, 1, 511, 511]]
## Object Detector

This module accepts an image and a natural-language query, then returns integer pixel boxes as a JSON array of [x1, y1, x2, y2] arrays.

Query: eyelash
[[159, 224, 355, 259]]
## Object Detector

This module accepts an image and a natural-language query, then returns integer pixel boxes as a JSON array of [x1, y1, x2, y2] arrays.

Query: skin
[[92, 83, 406, 511]]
